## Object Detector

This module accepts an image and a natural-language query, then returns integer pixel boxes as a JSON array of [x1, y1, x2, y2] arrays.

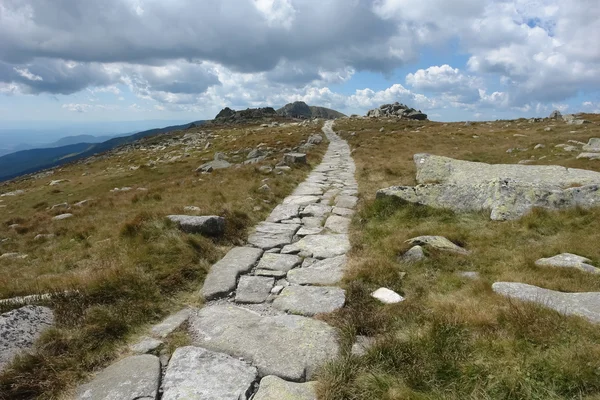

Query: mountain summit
[[277, 101, 346, 119]]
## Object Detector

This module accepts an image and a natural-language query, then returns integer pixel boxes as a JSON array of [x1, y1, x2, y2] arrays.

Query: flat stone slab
[[492, 282, 600, 324], [281, 234, 350, 259], [296, 227, 323, 236], [256, 253, 302, 272], [266, 204, 300, 223], [332, 207, 354, 217], [324, 215, 351, 233], [535, 253, 599, 274], [255, 269, 287, 278], [150, 308, 192, 338], [189, 305, 339, 381], [167, 215, 225, 236], [201, 247, 264, 300], [254, 375, 317, 400], [76, 355, 160, 400], [335, 195, 358, 209], [0, 305, 54, 371], [293, 184, 324, 196], [235, 276, 274, 304], [130, 337, 163, 354], [406, 236, 469, 255], [283, 196, 320, 206], [371, 288, 404, 304], [287, 255, 346, 286], [301, 217, 324, 228], [273, 286, 345, 316], [300, 204, 332, 218], [248, 222, 300, 250], [162, 346, 257, 400]]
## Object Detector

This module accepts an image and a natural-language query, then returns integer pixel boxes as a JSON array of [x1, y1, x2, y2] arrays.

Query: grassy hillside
[[0, 120, 326, 399], [317, 115, 600, 399]]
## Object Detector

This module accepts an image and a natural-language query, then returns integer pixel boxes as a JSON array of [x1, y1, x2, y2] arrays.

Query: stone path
[[75, 120, 357, 399]]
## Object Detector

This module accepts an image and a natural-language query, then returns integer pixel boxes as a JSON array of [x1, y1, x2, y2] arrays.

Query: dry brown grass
[[0, 120, 326, 399], [318, 115, 600, 400]]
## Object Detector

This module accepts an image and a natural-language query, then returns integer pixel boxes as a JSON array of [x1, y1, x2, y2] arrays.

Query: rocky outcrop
[[276, 101, 346, 119], [366, 102, 428, 120], [377, 154, 600, 220], [0, 305, 54, 371], [213, 106, 278, 123]]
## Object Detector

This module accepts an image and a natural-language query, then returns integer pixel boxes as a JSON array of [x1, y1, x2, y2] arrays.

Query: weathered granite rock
[[378, 154, 600, 220], [161, 346, 257, 400], [293, 184, 324, 196], [196, 159, 231, 172], [201, 247, 264, 300], [371, 288, 404, 304], [76, 355, 160, 400], [235, 276, 274, 304], [248, 222, 300, 249], [296, 227, 323, 236], [335, 195, 357, 209], [256, 253, 302, 272], [492, 282, 600, 324], [273, 286, 345, 316], [406, 236, 469, 255], [150, 308, 192, 338], [535, 253, 599, 274], [324, 215, 351, 233], [284, 153, 307, 165], [281, 234, 350, 259], [332, 207, 354, 217], [266, 204, 300, 223], [53, 213, 73, 220], [283, 195, 320, 206], [287, 255, 346, 285], [254, 375, 317, 400], [167, 215, 225, 236], [577, 153, 600, 160], [0, 305, 54, 371], [401, 245, 425, 262], [582, 138, 600, 152], [189, 305, 339, 381], [129, 337, 163, 354], [300, 203, 331, 218]]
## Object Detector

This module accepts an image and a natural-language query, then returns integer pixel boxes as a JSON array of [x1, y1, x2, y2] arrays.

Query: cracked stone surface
[[281, 234, 350, 259], [273, 286, 346, 316], [287, 255, 346, 286]]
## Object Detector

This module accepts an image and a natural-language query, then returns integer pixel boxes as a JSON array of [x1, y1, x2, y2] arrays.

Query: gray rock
[[281, 234, 350, 259], [266, 204, 300, 223], [256, 253, 302, 272], [167, 215, 225, 236], [301, 217, 324, 228], [492, 282, 600, 324], [287, 255, 346, 286], [189, 305, 339, 381], [535, 253, 599, 274], [378, 153, 600, 220], [53, 213, 73, 220], [283, 195, 320, 206], [371, 288, 404, 304], [296, 227, 323, 236], [273, 286, 345, 316], [300, 203, 331, 218], [248, 148, 265, 159], [549, 110, 562, 119], [332, 207, 354, 217], [307, 134, 323, 145], [292, 184, 324, 196], [201, 247, 264, 300], [255, 269, 287, 278], [254, 375, 317, 400], [197, 159, 231, 172], [0, 305, 54, 371], [235, 276, 274, 304], [577, 153, 600, 160], [150, 308, 192, 338], [405, 236, 469, 255], [284, 153, 307, 165], [76, 355, 160, 400], [401, 245, 425, 262], [247, 222, 300, 250], [161, 346, 257, 400], [324, 215, 351, 233], [457, 271, 480, 280], [130, 337, 163, 354], [335, 195, 358, 209], [582, 138, 600, 152]]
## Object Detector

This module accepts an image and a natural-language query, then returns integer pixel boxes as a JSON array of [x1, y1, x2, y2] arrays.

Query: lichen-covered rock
[[405, 236, 469, 255], [378, 154, 600, 220], [0, 305, 54, 371]]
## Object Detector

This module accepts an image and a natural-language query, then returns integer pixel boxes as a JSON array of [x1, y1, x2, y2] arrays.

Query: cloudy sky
[[1, 0, 600, 124]]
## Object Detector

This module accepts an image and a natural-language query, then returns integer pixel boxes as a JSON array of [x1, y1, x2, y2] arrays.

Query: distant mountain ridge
[[276, 101, 346, 119], [213, 102, 346, 124], [0, 121, 206, 182]]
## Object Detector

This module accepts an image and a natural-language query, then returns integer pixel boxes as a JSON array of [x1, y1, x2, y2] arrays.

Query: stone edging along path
[[75, 120, 358, 400]]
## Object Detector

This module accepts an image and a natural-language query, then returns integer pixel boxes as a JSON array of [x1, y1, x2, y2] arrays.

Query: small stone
[[254, 375, 317, 400], [235, 275, 274, 304], [401, 245, 425, 262], [534, 144, 545, 150], [283, 153, 307, 165], [53, 213, 73, 221], [183, 206, 201, 212], [130, 337, 163, 354], [271, 285, 284, 295], [371, 287, 404, 304], [457, 271, 480, 280]]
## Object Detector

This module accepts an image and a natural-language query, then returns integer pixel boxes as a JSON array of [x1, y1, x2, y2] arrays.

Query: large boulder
[[377, 154, 600, 220], [0, 305, 54, 371], [366, 102, 428, 120]]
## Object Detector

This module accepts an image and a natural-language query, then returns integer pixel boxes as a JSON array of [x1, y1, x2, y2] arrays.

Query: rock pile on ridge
[[366, 102, 428, 120], [378, 153, 600, 220]]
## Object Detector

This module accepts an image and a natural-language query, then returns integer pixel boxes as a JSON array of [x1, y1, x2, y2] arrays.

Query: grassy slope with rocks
[[317, 115, 600, 400], [0, 121, 326, 399]]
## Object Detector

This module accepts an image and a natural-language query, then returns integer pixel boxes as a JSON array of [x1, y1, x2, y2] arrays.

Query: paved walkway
[[75, 120, 358, 400]]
